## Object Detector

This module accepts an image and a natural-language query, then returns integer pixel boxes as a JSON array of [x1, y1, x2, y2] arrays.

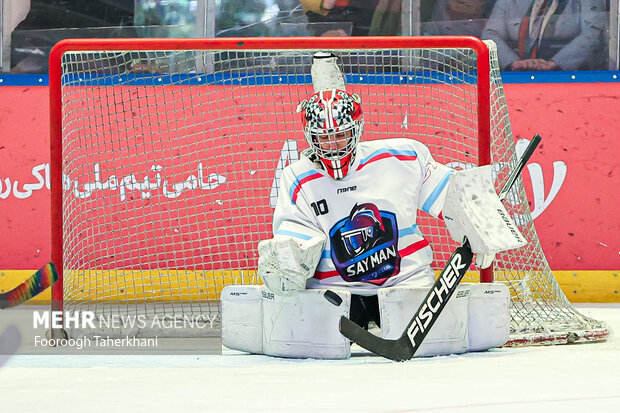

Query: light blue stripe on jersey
[[288, 170, 320, 200], [399, 224, 418, 237], [321, 250, 331, 259], [421, 169, 454, 213], [358, 148, 418, 166], [275, 229, 313, 240]]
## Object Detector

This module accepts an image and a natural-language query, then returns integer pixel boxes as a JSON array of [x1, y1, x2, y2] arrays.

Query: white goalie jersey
[[273, 138, 455, 295]]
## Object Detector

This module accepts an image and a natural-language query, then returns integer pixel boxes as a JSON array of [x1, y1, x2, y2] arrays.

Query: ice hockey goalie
[[221, 52, 525, 359]]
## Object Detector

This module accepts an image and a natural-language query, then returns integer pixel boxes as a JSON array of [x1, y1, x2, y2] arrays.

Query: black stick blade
[[339, 316, 414, 361]]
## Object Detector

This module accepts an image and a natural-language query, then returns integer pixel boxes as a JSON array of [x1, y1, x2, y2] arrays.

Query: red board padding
[[0, 83, 618, 270], [503, 83, 619, 270], [0, 87, 51, 270]]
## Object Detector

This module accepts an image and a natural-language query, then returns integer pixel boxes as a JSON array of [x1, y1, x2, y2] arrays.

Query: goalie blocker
[[221, 283, 509, 359]]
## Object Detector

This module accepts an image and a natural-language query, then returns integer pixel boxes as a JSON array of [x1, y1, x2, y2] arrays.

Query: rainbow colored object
[[0, 263, 58, 309]]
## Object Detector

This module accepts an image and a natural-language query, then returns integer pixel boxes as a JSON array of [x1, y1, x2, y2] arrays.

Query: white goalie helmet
[[297, 89, 364, 180]]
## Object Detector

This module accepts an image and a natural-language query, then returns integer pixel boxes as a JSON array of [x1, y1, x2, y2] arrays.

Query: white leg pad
[[378, 285, 470, 357], [221, 285, 264, 354], [467, 282, 510, 351], [262, 287, 351, 359]]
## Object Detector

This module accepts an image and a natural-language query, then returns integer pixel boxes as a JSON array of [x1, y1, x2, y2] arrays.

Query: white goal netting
[[50, 37, 609, 344]]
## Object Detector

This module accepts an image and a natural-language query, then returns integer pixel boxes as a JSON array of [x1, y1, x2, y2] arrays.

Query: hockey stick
[[339, 134, 542, 361], [0, 262, 59, 310]]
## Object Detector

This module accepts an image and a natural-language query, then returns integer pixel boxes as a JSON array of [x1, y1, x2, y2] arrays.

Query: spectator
[[133, 0, 200, 73], [482, 0, 606, 71], [215, 0, 271, 37], [135, 0, 198, 38], [300, 0, 402, 36], [10, 0, 135, 73], [423, 0, 495, 37]]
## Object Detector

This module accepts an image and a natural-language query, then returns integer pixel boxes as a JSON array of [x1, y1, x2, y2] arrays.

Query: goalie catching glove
[[258, 225, 326, 296], [442, 165, 527, 268]]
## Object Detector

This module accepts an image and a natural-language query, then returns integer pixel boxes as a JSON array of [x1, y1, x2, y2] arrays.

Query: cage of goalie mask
[[300, 89, 364, 180]]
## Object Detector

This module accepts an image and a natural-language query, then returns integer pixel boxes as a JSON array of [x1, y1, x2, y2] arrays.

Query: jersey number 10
[[311, 199, 329, 216]]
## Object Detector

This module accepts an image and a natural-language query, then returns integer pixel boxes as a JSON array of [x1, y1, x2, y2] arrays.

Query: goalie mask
[[298, 89, 364, 180]]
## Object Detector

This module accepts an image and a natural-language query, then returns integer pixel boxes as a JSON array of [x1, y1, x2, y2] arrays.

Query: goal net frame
[[48, 36, 609, 346]]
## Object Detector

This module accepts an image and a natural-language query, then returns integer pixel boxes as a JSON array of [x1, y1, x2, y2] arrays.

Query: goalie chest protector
[[274, 138, 455, 295]]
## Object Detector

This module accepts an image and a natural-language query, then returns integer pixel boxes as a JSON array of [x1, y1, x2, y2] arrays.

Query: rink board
[[1, 82, 618, 277], [1, 269, 617, 303]]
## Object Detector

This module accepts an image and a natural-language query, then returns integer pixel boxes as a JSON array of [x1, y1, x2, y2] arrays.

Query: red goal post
[[48, 36, 608, 344]]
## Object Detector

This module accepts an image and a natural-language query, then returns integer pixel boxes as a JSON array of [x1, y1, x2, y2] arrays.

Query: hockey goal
[[49, 36, 609, 344]]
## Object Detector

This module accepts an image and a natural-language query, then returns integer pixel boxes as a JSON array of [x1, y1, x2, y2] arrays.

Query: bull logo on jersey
[[329, 203, 400, 285]]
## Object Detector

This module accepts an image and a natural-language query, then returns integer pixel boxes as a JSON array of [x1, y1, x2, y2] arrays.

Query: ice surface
[[1, 304, 618, 412]]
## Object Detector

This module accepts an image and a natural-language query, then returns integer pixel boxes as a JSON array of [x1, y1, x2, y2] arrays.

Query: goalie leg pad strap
[[467, 282, 510, 351], [378, 285, 470, 357], [262, 287, 352, 359]]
